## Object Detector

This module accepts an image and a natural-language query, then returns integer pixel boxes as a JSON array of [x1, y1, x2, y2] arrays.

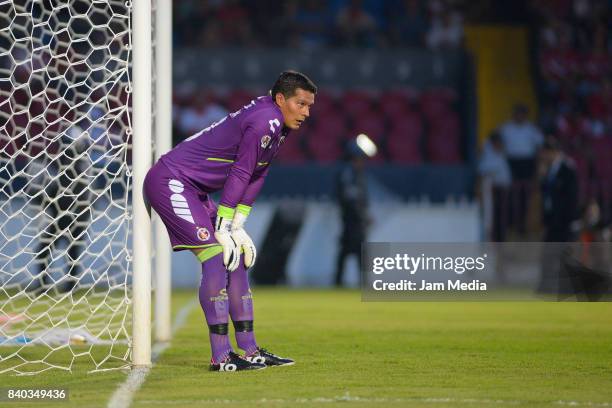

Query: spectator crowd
[[173, 0, 465, 50]]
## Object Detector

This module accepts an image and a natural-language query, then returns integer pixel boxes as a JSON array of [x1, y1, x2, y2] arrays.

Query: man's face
[[275, 88, 315, 130], [513, 111, 528, 123]]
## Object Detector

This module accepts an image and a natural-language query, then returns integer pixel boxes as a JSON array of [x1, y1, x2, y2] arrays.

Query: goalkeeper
[[144, 71, 316, 372]]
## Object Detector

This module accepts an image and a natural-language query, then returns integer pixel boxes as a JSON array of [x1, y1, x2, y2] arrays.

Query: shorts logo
[[260, 135, 271, 149], [168, 179, 194, 224], [197, 227, 210, 241]]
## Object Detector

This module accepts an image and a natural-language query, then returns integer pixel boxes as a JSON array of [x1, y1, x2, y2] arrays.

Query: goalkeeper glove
[[214, 214, 240, 272], [231, 210, 257, 268]]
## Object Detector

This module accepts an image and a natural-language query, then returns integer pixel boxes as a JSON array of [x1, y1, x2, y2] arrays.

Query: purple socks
[[228, 261, 258, 356], [199, 254, 258, 363]]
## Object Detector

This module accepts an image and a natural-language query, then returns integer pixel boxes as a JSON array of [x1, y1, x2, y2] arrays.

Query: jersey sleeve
[[218, 112, 272, 216], [239, 166, 270, 208]]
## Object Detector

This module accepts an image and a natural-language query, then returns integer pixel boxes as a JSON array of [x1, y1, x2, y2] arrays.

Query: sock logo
[[168, 179, 194, 224], [210, 288, 228, 302], [241, 288, 253, 300]]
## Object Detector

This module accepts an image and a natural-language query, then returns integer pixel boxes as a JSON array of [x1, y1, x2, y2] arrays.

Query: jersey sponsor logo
[[260, 135, 271, 149], [168, 179, 195, 224], [197, 227, 210, 241]]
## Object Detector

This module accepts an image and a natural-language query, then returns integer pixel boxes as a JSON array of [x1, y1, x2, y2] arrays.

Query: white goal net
[[0, 0, 142, 374]]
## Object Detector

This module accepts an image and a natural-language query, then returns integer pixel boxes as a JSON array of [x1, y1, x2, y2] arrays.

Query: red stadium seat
[[386, 112, 423, 163], [312, 113, 347, 140], [420, 88, 457, 120], [379, 89, 416, 119], [276, 122, 309, 163], [387, 130, 422, 164], [590, 137, 612, 179], [341, 90, 374, 119], [389, 112, 423, 135], [226, 89, 257, 111], [276, 133, 307, 163], [311, 90, 337, 117], [306, 130, 343, 163], [427, 112, 462, 164], [350, 111, 386, 143]]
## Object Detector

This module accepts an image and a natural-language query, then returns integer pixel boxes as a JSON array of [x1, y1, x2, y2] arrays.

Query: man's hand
[[231, 211, 257, 268], [214, 215, 240, 272]]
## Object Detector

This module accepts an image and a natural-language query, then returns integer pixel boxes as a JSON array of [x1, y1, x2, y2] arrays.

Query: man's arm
[[237, 166, 270, 210], [214, 119, 267, 272], [217, 121, 264, 218]]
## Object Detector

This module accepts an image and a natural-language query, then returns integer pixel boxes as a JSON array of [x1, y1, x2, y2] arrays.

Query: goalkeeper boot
[[209, 351, 266, 372], [245, 347, 295, 367]]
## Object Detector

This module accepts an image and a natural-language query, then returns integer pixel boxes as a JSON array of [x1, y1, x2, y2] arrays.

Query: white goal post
[[0, 0, 172, 374]]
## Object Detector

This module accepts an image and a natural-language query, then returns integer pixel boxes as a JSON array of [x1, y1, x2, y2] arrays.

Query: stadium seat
[[311, 113, 347, 140], [341, 90, 374, 119], [387, 129, 423, 164], [306, 130, 343, 162], [427, 111, 462, 163], [311, 90, 337, 117], [389, 112, 423, 135], [350, 111, 386, 143], [226, 89, 257, 110], [379, 89, 415, 119], [276, 132, 307, 163], [590, 137, 612, 179], [420, 88, 457, 120]]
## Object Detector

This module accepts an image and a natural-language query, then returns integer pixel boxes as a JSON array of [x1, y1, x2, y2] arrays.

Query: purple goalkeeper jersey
[[160, 96, 288, 209]]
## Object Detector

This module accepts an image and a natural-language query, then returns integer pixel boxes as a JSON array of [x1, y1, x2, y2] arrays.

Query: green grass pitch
[[2, 289, 612, 407]]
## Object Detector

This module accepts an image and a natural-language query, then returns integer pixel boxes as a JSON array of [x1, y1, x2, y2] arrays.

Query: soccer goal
[[0, 0, 171, 375]]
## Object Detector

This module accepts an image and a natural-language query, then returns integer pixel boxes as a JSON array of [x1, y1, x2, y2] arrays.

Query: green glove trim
[[217, 205, 235, 220], [236, 204, 252, 217]]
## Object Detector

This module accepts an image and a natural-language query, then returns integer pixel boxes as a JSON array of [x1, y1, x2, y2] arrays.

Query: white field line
[[106, 298, 197, 408], [134, 394, 612, 407]]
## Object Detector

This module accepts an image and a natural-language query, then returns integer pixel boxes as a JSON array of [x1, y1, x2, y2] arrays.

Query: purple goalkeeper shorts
[[143, 160, 218, 251]]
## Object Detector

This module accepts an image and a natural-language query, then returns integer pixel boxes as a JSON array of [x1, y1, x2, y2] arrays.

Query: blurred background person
[[176, 94, 228, 139], [577, 199, 611, 244], [499, 104, 544, 235], [425, 4, 464, 50], [33, 119, 93, 294], [478, 130, 511, 242], [540, 138, 579, 243], [336, 0, 379, 47], [335, 139, 372, 287], [537, 138, 579, 294]]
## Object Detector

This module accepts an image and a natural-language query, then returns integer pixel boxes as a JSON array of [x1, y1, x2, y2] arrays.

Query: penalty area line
[[106, 298, 198, 408]]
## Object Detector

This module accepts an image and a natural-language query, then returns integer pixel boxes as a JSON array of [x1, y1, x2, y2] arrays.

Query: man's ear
[[275, 92, 285, 106]]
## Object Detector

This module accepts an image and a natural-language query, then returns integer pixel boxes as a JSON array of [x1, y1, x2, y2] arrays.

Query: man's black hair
[[271, 70, 317, 99]]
